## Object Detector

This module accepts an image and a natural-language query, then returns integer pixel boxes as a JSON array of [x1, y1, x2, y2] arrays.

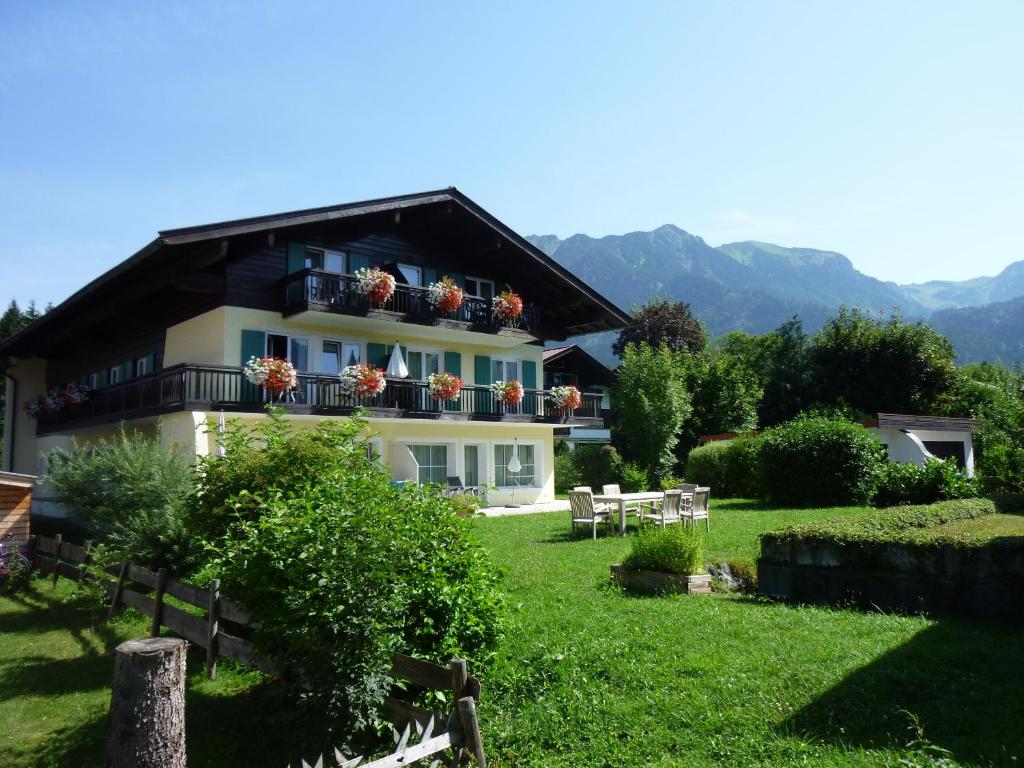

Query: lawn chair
[[446, 476, 479, 498], [681, 486, 710, 530], [569, 490, 615, 539], [677, 483, 698, 495], [602, 483, 620, 495], [639, 489, 683, 528]]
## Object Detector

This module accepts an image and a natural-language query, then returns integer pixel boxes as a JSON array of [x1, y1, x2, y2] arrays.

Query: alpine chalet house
[[1, 189, 628, 508]]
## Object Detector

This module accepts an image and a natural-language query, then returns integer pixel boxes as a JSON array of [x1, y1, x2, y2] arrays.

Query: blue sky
[[1, 1, 1021, 307]]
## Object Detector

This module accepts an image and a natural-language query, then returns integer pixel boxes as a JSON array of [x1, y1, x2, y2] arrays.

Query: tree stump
[[105, 637, 188, 768]]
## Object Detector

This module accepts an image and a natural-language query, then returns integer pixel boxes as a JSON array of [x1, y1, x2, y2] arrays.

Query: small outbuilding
[[865, 413, 975, 478], [0, 471, 36, 542]]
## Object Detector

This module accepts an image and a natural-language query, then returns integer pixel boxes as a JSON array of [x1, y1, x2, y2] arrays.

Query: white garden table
[[592, 491, 665, 536]]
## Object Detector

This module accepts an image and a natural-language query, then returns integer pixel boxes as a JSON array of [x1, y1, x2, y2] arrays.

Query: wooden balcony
[[282, 270, 542, 337], [35, 364, 605, 434]]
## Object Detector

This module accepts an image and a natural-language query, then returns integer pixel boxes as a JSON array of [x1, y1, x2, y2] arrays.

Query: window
[[494, 444, 535, 487], [322, 341, 361, 374], [410, 444, 448, 485], [464, 277, 494, 300], [304, 247, 345, 273], [550, 372, 579, 388], [407, 349, 441, 381], [267, 333, 309, 371], [87, 373, 98, 390], [109, 365, 121, 385], [491, 358, 519, 383], [135, 357, 150, 377], [464, 445, 480, 487], [397, 264, 422, 286]]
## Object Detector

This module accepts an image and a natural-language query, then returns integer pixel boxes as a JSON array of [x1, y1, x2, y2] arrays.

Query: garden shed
[[0, 471, 36, 542]]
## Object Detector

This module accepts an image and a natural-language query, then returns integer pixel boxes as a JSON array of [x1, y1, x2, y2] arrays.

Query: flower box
[[426, 276, 464, 314], [493, 289, 524, 328], [354, 267, 396, 307], [609, 564, 711, 595]]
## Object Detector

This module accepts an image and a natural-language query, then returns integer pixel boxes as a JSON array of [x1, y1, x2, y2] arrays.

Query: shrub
[[725, 558, 758, 593], [722, 434, 763, 499], [189, 407, 368, 542], [623, 525, 704, 575], [873, 458, 977, 507], [210, 417, 504, 735], [43, 429, 197, 571], [449, 493, 482, 517], [619, 462, 648, 492], [757, 416, 884, 506], [684, 442, 729, 492], [554, 449, 581, 492]]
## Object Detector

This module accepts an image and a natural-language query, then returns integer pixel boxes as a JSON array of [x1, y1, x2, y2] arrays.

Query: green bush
[[449, 493, 482, 517], [757, 416, 884, 506], [873, 458, 977, 507], [623, 525, 704, 575], [765, 497, 996, 546], [554, 450, 580, 492], [684, 442, 729, 492], [210, 413, 504, 734], [43, 429, 197, 571], [620, 462, 648, 492]]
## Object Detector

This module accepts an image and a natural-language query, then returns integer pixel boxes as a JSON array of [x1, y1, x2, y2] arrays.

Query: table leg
[[620, 499, 627, 536]]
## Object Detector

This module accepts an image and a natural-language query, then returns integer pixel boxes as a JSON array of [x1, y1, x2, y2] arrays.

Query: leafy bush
[[619, 462, 648, 492], [765, 497, 996, 546], [757, 416, 884, 506], [722, 434, 763, 499], [449, 493, 482, 517], [43, 429, 197, 571], [623, 525, 704, 575], [210, 413, 504, 734], [873, 459, 977, 507], [554, 449, 581, 492], [189, 407, 368, 542], [684, 442, 729, 491]]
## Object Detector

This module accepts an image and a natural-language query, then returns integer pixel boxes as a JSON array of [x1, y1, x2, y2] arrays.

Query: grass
[[926, 513, 1024, 539], [469, 501, 1024, 767], [1, 500, 1021, 766]]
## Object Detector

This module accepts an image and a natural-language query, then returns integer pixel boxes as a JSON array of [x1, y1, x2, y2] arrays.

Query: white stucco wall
[[869, 426, 974, 477]]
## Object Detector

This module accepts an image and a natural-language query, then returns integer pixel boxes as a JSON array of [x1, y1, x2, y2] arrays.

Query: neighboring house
[[1, 188, 628, 511], [542, 344, 614, 447], [700, 412, 976, 477]]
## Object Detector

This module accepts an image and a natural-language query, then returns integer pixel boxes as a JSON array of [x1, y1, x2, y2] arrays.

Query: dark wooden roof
[[871, 413, 976, 432], [0, 188, 629, 357], [542, 344, 614, 386]]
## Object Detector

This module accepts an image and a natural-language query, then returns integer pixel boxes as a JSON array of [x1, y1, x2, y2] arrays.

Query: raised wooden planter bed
[[610, 564, 711, 595]]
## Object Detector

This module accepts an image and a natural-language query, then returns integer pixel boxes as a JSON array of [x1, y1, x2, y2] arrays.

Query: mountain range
[[527, 226, 1024, 366]]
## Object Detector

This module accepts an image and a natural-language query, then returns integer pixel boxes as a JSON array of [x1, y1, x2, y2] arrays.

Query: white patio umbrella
[[385, 342, 408, 379], [506, 439, 522, 508]]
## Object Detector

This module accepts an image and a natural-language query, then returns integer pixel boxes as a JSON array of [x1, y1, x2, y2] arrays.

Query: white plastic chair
[[569, 489, 615, 539]]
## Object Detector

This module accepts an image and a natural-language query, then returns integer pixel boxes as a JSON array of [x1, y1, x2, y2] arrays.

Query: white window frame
[[135, 357, 149, 378], [321, 338, 363, 374], [408, 443, 450, 486], [265, 330, 310, 371], [87, 373, 98, 390], [464, 276, 495, 299], [109, 365, 121, 385], [493, 441, 540, 489], [405, 346, 443, 382], [397, 263, 422, 287], [304, 246, 346, 273], [462, 443, 483, 489]]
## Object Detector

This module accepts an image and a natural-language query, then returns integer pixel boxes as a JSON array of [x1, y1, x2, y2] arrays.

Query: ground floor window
[[464, 444, 480, 486], [494, 443, 535, 487], [409, 444, 448, 485]]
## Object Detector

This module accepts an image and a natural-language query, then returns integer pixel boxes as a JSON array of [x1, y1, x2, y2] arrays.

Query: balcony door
[[491, 358, 521, 413], [407, 348, 441, 410]]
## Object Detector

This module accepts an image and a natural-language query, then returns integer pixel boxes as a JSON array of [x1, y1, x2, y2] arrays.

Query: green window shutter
[[97, 369, 108, 387], [120, 361, 134, 381], [348, 252, 369, 274], [367, 342, 388, 369], [522, 360, 537, 390], [473, 354, 492, 414], [287, 242, 306, 274], [443, 352, 462, 377], [423, 267, 438, 287], [241, 330, 266, 365], [144, 352, 156, 374]]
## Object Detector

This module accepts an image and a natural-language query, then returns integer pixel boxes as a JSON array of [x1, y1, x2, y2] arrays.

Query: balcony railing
[[35, 364, 604, 433], [283, 270, 541, 335]]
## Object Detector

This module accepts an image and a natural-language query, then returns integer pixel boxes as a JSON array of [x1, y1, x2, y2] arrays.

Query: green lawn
[[469, 502, 1024, 767], [1, 502, 1021, 767]]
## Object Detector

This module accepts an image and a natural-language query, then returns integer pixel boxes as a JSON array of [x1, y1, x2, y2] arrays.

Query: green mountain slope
[[930, 295, 1024, 363]]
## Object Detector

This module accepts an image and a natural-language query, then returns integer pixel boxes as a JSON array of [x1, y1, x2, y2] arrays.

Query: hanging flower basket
[[355, 267, 396, 307], [244, 356, 298, 395], [44, 388, 64, 413], [548, 385, 582, 413], [492, 379, 524, 408], [493, 289, 524, 328], [427, 372, 463, 401], [23, 396, 43, 419], [62, 383, 90, 409], [339, 364, 387, 397], [427, 276, 464, 314]]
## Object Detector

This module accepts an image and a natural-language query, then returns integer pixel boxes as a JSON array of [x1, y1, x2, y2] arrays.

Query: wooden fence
[[28, 534, 486, 765]]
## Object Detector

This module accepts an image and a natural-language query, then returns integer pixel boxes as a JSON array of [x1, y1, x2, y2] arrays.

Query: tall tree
[[612, 299, 707, 358], [675, 349, 762, 459], [0, 299, 42, 457], [611, 342, 691, 486]]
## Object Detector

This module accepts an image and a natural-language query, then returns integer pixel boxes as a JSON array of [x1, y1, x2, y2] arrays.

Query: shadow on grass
[[783, 618, 1024, 765], [3, 584, 123, 656]]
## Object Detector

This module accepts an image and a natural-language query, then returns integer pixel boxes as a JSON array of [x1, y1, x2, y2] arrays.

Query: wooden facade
[[0, 472, 35, 541]]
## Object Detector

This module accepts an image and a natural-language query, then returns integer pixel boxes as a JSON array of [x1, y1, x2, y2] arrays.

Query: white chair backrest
[[602, 484, 621, 495], [677, 483, 698, 495], [569, 490, 597, 520], [692, 487, 710, 514], [662, 489, 682, 516], [573, 485, 592, 492]]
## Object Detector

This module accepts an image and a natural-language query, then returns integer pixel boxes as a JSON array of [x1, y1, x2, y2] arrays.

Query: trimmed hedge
[[624, 524, 704, 575], [873, 458, 977, 507], [764, 497, 997, 547], [684, 442, 729, 492], [684, 434, 762, 498]]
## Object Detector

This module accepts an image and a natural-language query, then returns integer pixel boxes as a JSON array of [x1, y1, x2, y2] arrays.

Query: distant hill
[[930, 295, 1024, 364], [529, 228, 1024, 366]]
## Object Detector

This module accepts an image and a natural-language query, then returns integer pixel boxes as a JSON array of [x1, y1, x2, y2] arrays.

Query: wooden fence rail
[[27, 534, 486, 765]]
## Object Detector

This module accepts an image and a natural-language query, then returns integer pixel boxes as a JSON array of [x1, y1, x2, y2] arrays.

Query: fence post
[[206, 578, 220, 680], [451, 658, 469, 702], [109, 559, 129, 619], [150, 567, 168, 638], [51, 533, 63, 588], [456, 696, 486, 766]]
